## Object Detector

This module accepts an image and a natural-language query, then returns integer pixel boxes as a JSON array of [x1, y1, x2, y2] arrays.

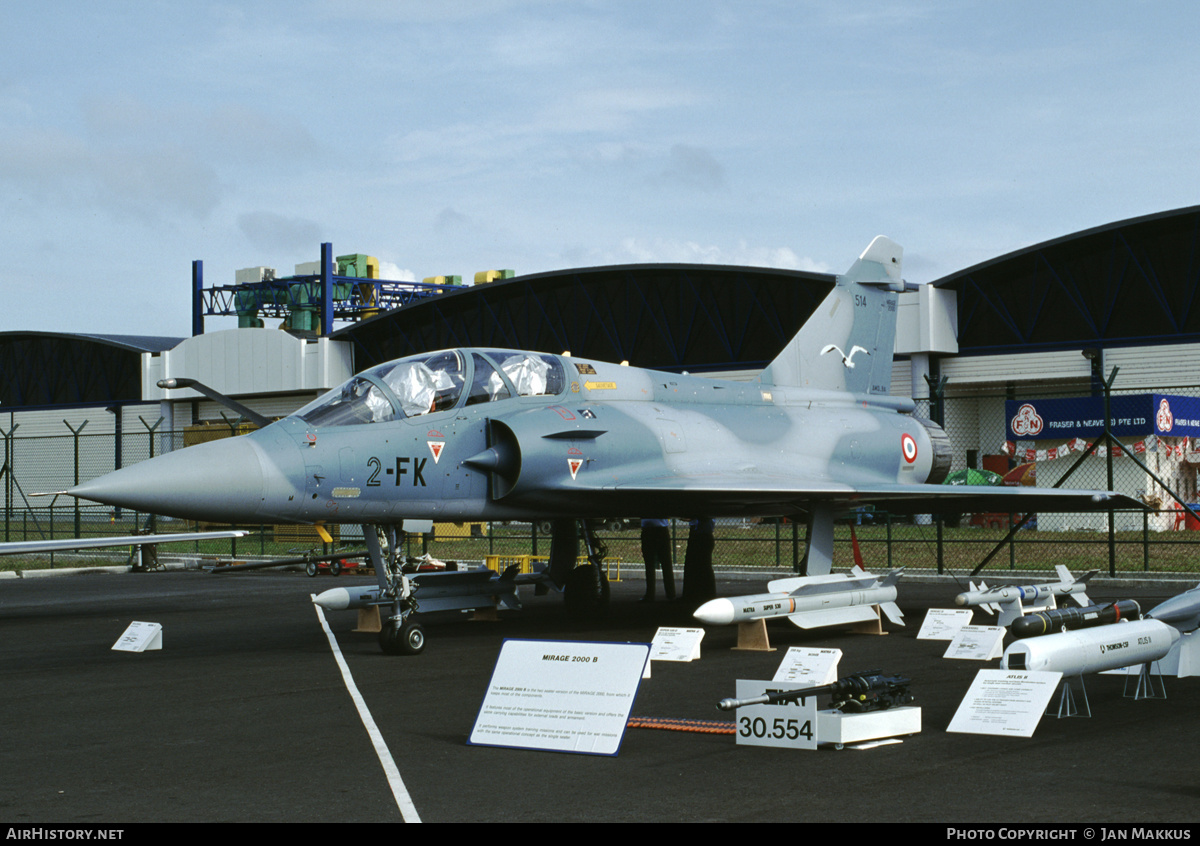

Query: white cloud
[[613, 238, 830, 272]]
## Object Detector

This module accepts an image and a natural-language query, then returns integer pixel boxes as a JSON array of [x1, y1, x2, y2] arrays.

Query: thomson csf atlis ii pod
[[1001, 618, 1179, 676]]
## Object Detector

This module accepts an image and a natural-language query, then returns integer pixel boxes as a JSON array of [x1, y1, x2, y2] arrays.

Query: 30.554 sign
[[732, 680, 818, 750]]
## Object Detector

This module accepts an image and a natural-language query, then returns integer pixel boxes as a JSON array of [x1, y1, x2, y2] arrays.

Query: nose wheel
[[379, 618, 426, 656]]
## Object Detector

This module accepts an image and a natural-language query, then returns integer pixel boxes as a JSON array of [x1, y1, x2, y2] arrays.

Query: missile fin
[[996, 599, 1025, 628], [782, 575, 879, 597], [786, 606, 880, 629], [880, 601, 905, 627]]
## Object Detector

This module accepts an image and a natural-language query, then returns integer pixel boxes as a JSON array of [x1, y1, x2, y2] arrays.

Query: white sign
[[469, 639, 649, 756], [112, 621, 162, 652], [772, 647, 841, 685], [649, 627, 704, 662], [947, 669, 1063, 737], [917, 608, 975, 640], [732, 680, 818, 750], [943, 626, 1006, 661]]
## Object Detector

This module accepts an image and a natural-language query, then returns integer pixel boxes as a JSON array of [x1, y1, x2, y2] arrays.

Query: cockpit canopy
[[295, 349, 567, 427]]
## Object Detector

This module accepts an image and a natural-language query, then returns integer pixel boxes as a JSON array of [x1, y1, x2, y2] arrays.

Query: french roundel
[[901, 434, 918, 464]]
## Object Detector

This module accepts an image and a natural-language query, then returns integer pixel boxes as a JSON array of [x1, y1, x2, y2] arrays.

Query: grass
[[4, 519, 1197, 577]]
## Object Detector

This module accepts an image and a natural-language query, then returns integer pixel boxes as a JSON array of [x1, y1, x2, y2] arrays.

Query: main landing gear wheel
[[563, 564, 610, 619], [379, 619, 426, 656]]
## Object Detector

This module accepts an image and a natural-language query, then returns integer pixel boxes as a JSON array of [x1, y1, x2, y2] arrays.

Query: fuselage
[[69, 346, 949, 526]]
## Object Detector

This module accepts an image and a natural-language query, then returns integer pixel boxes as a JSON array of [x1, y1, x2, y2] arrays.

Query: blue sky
[[3, 1, 1198, 336]]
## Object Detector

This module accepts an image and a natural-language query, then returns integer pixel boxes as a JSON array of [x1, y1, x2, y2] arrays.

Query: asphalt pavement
[[1, 566, 1198, 824]]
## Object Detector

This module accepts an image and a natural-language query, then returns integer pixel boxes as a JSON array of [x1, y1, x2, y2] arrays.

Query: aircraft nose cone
[[70, 436, 271, 523]]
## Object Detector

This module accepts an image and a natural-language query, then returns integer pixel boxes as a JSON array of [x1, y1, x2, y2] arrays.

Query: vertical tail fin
[[758, 236, 904, 395]]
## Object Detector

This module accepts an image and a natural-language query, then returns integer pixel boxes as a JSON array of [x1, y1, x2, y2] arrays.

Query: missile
[[954, 565, 1096, 627], [1000, 618, 1179, 675], [693, 568, 903, 629], [1145, 582, 1200, 633], [313, 585, 383, 611], [313, 566, 528, 615], [1010, 600, 1141, 639]]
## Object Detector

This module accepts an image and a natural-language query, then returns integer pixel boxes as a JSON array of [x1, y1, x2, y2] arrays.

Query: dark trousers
[[640, 525, 675, 599]]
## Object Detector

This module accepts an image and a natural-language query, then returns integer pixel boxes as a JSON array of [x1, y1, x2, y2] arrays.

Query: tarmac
[[1, 564, 1199, 824]]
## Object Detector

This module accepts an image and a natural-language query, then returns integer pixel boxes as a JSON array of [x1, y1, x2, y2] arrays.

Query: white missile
[[693, 568, 904, 629], [1000, 618, 1180, 676], [313, 567, 526, 615], [313, 585, 382, 611], [955, 565, 1096, 627]]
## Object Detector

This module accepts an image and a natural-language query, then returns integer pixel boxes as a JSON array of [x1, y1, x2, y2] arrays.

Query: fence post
[[885, 512, 893, 569], [1, 423, 15, 543], [924, 374, 949, 571], [1102, 367, 1119, 577], [139, 416, 163, 533], [63, 420, 88, 539]]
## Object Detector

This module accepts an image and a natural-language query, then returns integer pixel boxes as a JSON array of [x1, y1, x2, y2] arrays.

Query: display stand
[[355, 606, 381, 633], [1124, 661, 1168, 700], [733, 619, 774, 651], [1050, 675, 1090, 718], [816, 706, 921, 749]]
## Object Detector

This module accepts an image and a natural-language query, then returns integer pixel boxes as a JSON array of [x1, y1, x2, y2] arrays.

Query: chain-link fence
[[4, 373, 1200, 577]]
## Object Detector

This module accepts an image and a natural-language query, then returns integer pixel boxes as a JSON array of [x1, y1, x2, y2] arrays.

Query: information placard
[[112, 621, 163, 652], [917, 608, 975, 640], [942, 625, 1005, 661], [772, 647, 841, 684], [649, 627, 704, 662], [947, 669, 1063, 737], [469, 639, 650, 756]]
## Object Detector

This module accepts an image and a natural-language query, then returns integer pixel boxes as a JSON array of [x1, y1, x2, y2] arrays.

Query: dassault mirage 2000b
[[65, 237, 1138, 654]]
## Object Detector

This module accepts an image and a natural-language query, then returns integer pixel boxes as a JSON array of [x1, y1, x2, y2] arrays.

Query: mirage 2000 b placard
[[469, 639, 650, 756]]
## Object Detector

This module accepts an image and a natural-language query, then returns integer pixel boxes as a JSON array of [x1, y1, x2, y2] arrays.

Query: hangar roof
[[334, 263, 836, 373], [0, 331, 182, 409], [9, 206, 1200, 409], [932, 205, 1200, 354]]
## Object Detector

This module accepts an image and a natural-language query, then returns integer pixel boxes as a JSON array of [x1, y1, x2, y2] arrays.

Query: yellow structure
[[473, 269, 515, 285]]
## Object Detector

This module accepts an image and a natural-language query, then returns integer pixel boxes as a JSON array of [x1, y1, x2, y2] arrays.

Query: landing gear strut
[[364, 523, 425, 656], [552, 519, 610, 618]]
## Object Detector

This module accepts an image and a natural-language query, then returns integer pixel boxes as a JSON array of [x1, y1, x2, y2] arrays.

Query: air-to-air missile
[[1010, 600, 1142, 639], [312, 566, 527, 615], [693, 568, 904, 630], [954, 565, 1097, 628], [1000, 618, 1180, 675]]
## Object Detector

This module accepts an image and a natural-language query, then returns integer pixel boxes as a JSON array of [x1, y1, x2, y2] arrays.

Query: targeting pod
[[1001, 618, 1179, 675]]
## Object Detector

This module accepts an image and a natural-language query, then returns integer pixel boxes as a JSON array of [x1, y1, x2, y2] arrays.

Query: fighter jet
[[62, 237, 1139, 654]]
